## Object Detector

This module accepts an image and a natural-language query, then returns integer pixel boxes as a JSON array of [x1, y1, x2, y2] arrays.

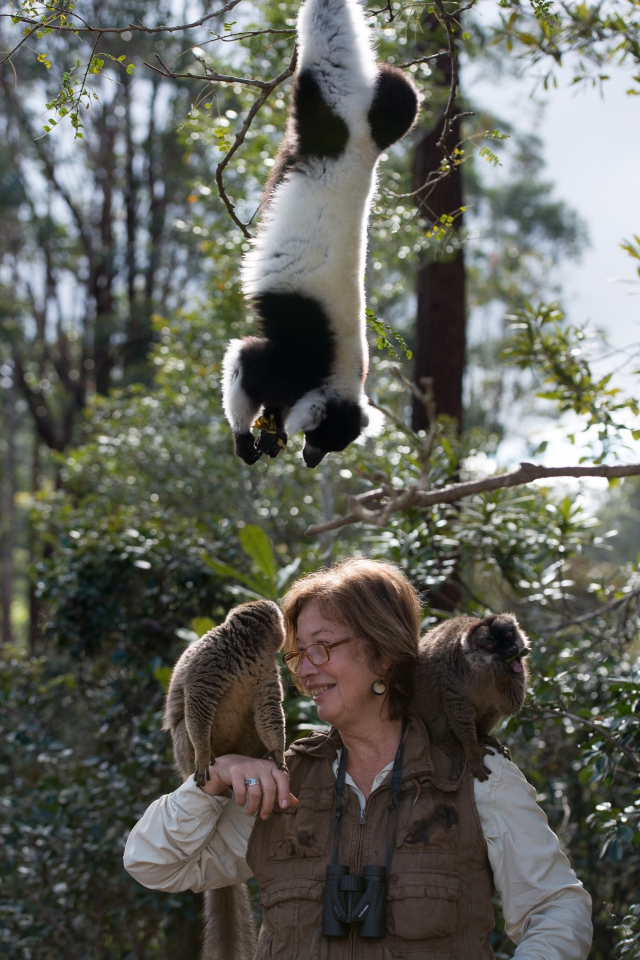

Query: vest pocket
[[257, 878, 326, 960], [387, 872, 459, 940], [266, 790, 334, 860]]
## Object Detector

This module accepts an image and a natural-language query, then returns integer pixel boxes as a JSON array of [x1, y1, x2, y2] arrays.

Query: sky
[[471, 65, 640, 352]]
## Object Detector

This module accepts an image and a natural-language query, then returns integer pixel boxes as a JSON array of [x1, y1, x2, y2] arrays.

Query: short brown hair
[[281, 558, 421, 719]]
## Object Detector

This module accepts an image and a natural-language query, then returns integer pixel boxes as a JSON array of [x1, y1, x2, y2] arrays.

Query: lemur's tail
[[297, 0, 377, 105], [202, 885, 256, 960]]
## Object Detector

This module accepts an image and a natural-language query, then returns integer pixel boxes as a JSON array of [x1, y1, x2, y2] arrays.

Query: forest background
[[1, 0, 639, 956]]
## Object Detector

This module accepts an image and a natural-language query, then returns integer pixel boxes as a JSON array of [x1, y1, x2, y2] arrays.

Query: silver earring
[[372, 680, 386, 696]]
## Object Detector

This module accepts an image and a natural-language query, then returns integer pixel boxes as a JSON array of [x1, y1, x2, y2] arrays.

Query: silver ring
[[244, 778, 260, 787]]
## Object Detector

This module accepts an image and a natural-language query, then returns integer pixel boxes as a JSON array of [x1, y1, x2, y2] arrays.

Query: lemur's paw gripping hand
[[234, 432, 262, 465], [193, 758, 212, 788], [264, 749, 288, 772]]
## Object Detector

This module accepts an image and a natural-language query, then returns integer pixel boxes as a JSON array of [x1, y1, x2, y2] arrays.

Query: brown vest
[[247, 717, 495, 960]]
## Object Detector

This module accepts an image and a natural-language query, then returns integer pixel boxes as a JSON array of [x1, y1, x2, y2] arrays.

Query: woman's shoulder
[[284, 729, 339, 789], [473, 748, 546, 840], [286, 728, 339, 761]]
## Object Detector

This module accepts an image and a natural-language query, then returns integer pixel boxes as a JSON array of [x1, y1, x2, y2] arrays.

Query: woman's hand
[[200, 755, 299, 819]]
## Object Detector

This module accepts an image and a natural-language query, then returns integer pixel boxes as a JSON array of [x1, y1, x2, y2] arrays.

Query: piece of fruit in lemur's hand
[[221, 0, 419, 468], [411, 613, 531, 782], [163, 600, 286, 788]]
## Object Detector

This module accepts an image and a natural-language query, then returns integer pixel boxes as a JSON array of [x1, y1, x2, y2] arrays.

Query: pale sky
[[470, 63, 640, 360]]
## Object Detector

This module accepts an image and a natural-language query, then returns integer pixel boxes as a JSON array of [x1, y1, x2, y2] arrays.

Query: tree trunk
[[412, 50, 466, 432], [1, 382, 17, 644], [28, 436, 40, 653], [412, 33, 466, 612]]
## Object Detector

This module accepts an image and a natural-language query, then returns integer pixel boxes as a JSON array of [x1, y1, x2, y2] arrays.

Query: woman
[[124, 558, 592, 959]]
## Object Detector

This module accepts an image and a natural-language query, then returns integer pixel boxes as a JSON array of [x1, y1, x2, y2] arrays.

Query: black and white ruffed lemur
[[221, 0, 419, 467]]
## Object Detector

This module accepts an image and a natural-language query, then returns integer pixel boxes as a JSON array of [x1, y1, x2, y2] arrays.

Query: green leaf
[[153, 664, 173, 692], [191, 617, 215, 636], [126, 63, 135, 74], [239, 525, 276, 582]]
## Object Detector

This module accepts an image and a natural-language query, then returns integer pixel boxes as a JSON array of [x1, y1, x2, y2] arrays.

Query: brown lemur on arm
[[162, 600, 287, 960], [163, 599, 287, 786], [411, 613, 531, 782]]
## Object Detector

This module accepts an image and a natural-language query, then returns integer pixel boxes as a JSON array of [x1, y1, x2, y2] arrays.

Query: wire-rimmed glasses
[[283, 637, 356, 674]]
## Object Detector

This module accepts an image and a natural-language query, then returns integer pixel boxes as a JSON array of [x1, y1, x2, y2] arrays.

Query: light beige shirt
[[124, 750, 592, 960]]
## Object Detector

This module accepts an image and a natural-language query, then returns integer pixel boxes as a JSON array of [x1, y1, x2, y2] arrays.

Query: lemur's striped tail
[[202, 885, 256, 960]]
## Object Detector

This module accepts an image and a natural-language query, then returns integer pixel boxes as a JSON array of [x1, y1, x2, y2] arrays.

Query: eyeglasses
[[283, 637, 356, 674]]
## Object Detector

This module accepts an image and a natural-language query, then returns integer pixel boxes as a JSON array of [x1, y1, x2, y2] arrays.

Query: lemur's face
[[303, 400, 364, 467]]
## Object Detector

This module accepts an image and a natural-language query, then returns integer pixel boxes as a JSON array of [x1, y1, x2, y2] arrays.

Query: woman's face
[[296, 599, 388, 730]]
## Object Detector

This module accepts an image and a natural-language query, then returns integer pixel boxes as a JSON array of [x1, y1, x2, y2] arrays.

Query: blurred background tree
[[1, 0, 639, 957]]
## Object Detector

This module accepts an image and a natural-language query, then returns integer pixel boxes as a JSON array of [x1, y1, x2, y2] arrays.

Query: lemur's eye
[[507, 631, 513, 638], [485, 642, 494, 650]]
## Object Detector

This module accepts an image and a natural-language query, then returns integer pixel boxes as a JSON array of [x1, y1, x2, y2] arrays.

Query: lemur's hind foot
[[481, 734, 511, 761], [234, 432, 262, 465]]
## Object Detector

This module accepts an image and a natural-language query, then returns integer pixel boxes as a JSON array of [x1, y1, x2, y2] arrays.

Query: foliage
[[503, 302, 640, 459], [1, 0, 639, 958]]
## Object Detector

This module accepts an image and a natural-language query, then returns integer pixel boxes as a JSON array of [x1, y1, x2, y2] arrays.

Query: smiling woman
[[124, 557, 593, 960], [281, 557, 420, 725]]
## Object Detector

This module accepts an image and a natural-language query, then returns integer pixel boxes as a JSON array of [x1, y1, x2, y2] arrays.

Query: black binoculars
[[322, 864, 387, 939]]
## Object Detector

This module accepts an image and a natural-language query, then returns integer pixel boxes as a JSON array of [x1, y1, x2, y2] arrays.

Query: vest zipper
[[351, 792, 369, 960]]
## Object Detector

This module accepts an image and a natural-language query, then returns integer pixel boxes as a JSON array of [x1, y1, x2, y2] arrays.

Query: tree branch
[[0, 0, 244, 44], [305, 460, 640, 536]]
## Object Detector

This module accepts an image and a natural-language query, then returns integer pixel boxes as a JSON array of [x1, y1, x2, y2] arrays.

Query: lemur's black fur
[[222, 0, 419, 467]]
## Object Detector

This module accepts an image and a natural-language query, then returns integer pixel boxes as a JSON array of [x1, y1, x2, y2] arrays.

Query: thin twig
[[536, 708, 640, 773], [545, 586, 640, 637]]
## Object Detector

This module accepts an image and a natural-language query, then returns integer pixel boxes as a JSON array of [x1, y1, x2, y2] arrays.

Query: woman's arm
[[474, 751, 593, 960], [123, 755, 297, 894]]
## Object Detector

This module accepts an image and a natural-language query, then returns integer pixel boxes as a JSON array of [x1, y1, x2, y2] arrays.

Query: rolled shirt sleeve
[[474, 751, 593, 960], [123, 778, 255, 893]]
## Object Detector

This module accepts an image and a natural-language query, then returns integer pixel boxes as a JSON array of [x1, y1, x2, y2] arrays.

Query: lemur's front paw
[[264, 749, 288, 772], [234, 432, 262, 465], [193, 759, 211, 788], [257, 428, 287, 459]]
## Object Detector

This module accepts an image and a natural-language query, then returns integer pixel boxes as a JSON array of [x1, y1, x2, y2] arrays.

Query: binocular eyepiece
[[322, 864, 387, 939]]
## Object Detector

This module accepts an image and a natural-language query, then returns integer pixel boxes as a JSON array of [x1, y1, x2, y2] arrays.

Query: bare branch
[[147, 45, 297, 237], [215, 46, 297, 237], [305, 460, 640, 536], [0, 0, 244, 40]]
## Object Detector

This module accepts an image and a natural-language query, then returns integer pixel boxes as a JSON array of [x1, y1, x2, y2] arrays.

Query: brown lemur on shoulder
[[411, 613, 531, 782], [162, 600, 287, 960]]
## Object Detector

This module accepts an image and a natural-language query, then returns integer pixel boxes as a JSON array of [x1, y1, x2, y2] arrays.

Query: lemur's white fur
[[221, 338, 254, 433], [240, 0, 384, 436]]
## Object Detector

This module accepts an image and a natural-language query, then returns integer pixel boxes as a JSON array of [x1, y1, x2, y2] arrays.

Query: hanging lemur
[[221, 0, 419, 467]]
